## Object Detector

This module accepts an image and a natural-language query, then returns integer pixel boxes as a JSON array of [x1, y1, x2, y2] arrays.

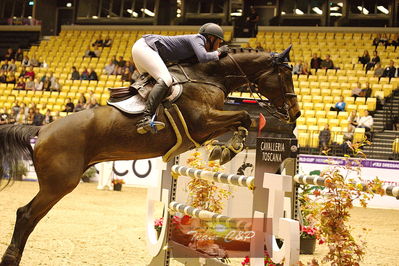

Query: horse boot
[[136, 78, 169, 134]]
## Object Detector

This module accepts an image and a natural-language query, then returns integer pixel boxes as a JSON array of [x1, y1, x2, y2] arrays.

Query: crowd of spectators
[[0, 102, 60, 126], [62, 92, 99, 113], [103, 55, 137, 82], [70, 66, 98, 81]]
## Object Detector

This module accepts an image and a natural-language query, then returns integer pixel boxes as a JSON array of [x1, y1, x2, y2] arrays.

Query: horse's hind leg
[[1, 166, 83, 266]]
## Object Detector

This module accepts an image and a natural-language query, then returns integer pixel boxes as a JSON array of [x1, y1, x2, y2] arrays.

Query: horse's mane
[[228, 47, 270, 55]]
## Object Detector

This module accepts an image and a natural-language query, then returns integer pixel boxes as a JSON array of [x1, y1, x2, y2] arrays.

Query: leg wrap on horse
[[137, 78, 169, 134]]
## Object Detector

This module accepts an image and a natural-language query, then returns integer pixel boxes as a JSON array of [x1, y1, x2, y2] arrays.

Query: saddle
[[107, 73, 183, 114]]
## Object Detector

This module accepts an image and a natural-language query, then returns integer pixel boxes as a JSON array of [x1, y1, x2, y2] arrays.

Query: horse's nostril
[[295, 111, 301, 119]]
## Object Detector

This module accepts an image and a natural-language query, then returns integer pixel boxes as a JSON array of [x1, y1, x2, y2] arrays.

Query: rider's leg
[[132, 38, 173, 134], [136, 78, 169, 134]]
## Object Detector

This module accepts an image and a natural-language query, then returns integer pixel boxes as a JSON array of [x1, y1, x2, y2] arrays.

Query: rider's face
[[205, 36, 222, 52]]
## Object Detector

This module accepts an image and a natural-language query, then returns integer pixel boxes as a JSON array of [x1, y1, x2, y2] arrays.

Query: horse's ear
[[278, 45, 292, 62]]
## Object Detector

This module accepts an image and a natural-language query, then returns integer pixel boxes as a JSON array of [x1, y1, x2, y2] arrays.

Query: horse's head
[[253, 46, 301, 123]]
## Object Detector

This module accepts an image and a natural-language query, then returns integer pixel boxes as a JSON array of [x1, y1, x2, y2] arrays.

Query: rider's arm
[[189, 35, 219, 63]]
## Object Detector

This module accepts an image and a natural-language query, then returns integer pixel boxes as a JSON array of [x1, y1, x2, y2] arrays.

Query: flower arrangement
[[154, 215, 190, 234], [300, 225, 317, 240], [111, 178, 125, 185]]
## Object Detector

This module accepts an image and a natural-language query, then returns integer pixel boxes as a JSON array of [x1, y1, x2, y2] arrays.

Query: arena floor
[[1, 181, 399, 266]]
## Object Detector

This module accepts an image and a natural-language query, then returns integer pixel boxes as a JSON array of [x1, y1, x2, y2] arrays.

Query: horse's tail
[[0, 124, 41, 189]]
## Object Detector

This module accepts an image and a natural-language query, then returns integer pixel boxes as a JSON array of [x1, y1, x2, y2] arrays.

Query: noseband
[[227, 54, 297, 122]]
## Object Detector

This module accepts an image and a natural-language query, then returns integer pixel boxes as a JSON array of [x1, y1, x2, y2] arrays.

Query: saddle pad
[[107, 81, 183, 114]]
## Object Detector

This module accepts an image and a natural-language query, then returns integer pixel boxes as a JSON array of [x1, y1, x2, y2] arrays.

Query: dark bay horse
[[0, 47, 300, 265]]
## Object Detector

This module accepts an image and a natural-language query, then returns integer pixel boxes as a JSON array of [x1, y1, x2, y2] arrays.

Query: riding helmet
[[199, 23, 224, 41]]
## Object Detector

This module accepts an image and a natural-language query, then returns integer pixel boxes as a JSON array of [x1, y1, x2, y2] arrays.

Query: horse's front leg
[[202, 109, 251, 165]]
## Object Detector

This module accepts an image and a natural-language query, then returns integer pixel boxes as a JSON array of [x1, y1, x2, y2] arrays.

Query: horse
[[0, 46, 300, 265]]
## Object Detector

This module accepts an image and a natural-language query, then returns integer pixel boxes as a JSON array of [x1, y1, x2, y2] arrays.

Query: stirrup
[[137, 115, 165, 134]]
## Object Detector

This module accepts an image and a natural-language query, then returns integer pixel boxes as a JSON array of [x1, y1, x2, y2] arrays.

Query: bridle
[[226, 53, 297, 122]]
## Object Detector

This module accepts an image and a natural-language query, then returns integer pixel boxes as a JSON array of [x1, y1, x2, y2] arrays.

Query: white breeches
[[132, 38, 173, 87]]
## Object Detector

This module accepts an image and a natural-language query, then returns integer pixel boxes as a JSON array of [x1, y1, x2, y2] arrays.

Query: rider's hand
[[217, 45, 229, 57]]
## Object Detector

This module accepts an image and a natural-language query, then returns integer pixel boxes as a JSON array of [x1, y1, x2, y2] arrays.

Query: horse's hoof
[[0, 255, 19, 266], [220, 148, 231, 165], [209, 146, 222, 161]]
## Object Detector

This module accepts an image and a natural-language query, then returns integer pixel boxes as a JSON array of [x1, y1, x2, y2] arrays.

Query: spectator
[[21, 55, 30, 67], [358, 50, 370, 66], [25, 66, 35, 79], [0, 70, 6, 83], [357, 110, 373, 132], [78, 92, 87, 104], [7, 59, 16, 72], [74, 98, 85, 112], [372, 33, 381, 48], [81, 67, 89, 80], [41, 76, 51, 91], [310, 53, 322, 70], [255, 42, 264, 51], [50, 77, 61, 91], [374, 63, 384, 77], [111, 55, 118, 65], [388, 34, 399, 51], [366, 51, 380, 72], [6, 71, 16, 84], [125, 60, 135, 73], [63, 98, 75, 112], [246, 7, 259, 37], [26, 108, 35, 125], [88, 68, 98, 81], [33, 108, 44, 126], [11, 101, 20, 117], [321, 54, 334, 69], [30, 55, 40, 67], [92, 36, 103, 47], [19, 66, 27, 78], [351, 82, 362, 98], [3, 48, 14, 60], [15, 77, 26, 90], [15, 108, 26, 124], [301, 62, 312, 75], [1, 59, 9, 71], [348, 110, 359, 132], [25, 76, 35, 90], [103, 35, 112, 47], [121, 68, 132, 82], [34, 78, 43, 91], [292, 60, 303, 75], [117, 56, 126, 68], [382, 60, 396, 78], [71, 66, 80, 80], [84, 46, 98, 58], [319, 124, 331, 154], [104, 60, 116, 75], [330, 96, 346, 112], [85, 97, 99, 109], [14, 48, 23, 61], [93, 46, 101, 57], [42, 109, 53, 125], [360, 82, 372, 98]]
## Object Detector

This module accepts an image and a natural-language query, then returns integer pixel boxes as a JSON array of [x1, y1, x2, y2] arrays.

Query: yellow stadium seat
[[306, 117, 317, 126], [327, 111, 337, 119], [337, 111, 349, 120], [355, 97, 366, 105], [317, 75, 328, 82], [298, 132, 309, 147], [330, 82, 340, 90], [367, 98, 377, 111], [331, 89, 342, 97], [346, 104, 357, 112], [329, 118, 340, 127], [314, 103, 325, 110], [315, 110, 326, 119], [309, 133, 320, 148], [353, 128, 366, 143], [323, 96, 333, 103], [296, 125, 308, 134], [318, 118, 328, 127], [342, 90, 352, 97], [304, 110, 315, 117], [393, 138, 399, 153], [302, 95, 312, 102], [344, 96, 355, 104], [312, 95, 323, 103]]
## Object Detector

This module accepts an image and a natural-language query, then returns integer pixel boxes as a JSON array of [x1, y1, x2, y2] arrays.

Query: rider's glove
[[217, 45, 229, 57]]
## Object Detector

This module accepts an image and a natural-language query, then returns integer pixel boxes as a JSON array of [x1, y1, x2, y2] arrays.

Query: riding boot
[[136, 78, 169, 134]]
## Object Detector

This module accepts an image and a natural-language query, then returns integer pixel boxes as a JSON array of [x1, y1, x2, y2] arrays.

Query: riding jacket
[[143, 34, 219, 63]]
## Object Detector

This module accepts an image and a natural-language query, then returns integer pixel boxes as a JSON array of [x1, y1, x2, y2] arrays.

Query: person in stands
[[131, 23, 228, 134], [330, 96, 346, 113]]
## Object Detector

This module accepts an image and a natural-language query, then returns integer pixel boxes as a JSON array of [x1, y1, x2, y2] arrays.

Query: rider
[[132, 23, 229, 134]]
